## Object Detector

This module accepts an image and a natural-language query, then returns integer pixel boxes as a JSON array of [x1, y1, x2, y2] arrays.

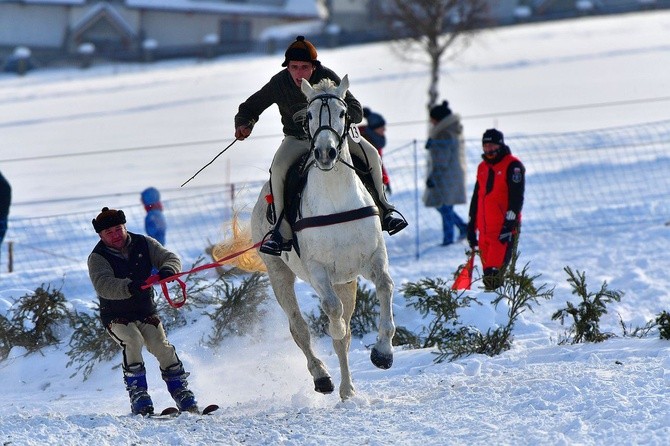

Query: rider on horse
[[234, 36, 407, 256]]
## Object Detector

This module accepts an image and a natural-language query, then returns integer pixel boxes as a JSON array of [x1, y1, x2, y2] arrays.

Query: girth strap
[[292, 206, 379, 233]]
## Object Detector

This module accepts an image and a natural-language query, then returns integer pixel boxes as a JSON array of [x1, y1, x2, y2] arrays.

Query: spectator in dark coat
[[423, 101, 468, 246], [359, 107, 392, 194], [87, 207, 198, 416], [0, 171, 10, 246], [467, 129, 525, 291]]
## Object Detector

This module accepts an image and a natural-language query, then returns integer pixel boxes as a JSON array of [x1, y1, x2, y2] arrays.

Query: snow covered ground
[[1, 10, 670, 445]]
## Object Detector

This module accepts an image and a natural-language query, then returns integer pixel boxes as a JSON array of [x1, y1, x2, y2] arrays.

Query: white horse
[[250, 75, 395, 400]]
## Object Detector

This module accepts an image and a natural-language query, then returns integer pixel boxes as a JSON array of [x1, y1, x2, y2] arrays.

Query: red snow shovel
[[452, 251, 475, 290]]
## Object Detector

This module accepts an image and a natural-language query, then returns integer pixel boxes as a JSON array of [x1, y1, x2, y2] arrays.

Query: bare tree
[[380, 0, 490, 110]]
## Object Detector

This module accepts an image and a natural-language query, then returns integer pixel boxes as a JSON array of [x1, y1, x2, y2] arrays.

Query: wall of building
[[0, 5, 69, 49]]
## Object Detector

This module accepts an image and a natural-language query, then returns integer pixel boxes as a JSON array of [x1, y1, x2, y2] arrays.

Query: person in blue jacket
[[141, 187, 166, 245]]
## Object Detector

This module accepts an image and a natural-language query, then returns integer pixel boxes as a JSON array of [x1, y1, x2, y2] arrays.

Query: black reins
[[305, 93, 349, 169]]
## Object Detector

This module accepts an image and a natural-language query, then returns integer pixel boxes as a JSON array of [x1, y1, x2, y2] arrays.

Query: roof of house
[[9, 0, 321, 18]]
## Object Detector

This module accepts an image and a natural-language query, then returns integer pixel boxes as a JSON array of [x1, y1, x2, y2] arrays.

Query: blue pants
[[437, 205, 467, 245]]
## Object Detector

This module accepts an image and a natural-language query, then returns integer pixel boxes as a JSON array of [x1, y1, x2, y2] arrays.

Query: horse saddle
[[264, 153, 379, 257]]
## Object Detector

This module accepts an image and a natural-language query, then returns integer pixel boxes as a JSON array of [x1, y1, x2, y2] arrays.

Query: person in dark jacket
[[467, 129, 525, 291], [234, 36, 407, 256], [359, 107, 391, 194], [423, 101, 468, 246], [87, 207, 197, 416], [0, 171, 10, 246]]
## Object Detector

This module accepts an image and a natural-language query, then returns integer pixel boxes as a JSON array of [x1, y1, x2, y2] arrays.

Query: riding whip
[[181, 138, 238, 187]]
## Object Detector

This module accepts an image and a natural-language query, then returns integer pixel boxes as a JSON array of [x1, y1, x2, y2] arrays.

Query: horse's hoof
[[370, 347, 393, 370], [314, 377, 335, 394]]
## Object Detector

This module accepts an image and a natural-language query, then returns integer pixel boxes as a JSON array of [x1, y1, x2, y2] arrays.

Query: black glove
[[128, 280, 143, 295], [426, 177, 435, 188], [499, 218, 518, 243], [466, 221, 477, 249], [158, 267, 174, 280]]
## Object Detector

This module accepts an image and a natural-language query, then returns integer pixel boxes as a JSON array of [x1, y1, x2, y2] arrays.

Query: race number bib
[[349, 124, 362, 143]]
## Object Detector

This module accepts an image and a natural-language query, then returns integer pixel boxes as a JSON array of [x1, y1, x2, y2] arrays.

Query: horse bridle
[[305, 93, 350, 170]]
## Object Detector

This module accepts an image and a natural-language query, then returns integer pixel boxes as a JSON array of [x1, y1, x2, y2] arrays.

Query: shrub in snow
[[656, 311, 670, 340], [552, 266, 623, 344], [0, 285, 70, 359], [77, 43, 95, 69], [401, 252, 553, 363], [203, 272, 269, 347]]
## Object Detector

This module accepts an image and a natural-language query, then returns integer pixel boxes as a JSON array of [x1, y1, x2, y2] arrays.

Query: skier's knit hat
[[482, 128, 504, 146], [282, 36, 319, 67], [92, 207, 126, 233]]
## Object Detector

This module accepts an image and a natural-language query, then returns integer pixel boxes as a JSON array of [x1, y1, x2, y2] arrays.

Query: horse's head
[[301, 75, 350, 171]]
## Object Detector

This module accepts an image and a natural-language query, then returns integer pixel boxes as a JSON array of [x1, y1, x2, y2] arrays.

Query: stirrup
[[383, 210, 408, 236], [259, 230, 291, 256]]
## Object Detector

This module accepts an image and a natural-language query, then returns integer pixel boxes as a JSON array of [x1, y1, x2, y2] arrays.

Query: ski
[[143, 406, 180, 419], [201, 404, 219, 415], [143, 404, 219, 418]]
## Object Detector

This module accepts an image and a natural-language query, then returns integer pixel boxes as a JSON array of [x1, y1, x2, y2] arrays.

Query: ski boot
[[162, 362, 198, 413], [124, 363, 154, 416]]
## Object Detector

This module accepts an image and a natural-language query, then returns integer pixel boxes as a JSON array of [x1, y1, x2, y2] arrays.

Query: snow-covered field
[[1, 10, 670, 445]]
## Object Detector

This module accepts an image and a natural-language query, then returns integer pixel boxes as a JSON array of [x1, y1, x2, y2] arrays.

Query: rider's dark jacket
[[235, 64, 363, 139]]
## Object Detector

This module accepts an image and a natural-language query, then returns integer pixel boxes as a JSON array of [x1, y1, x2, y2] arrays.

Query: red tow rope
[[141, 241, 262, 308]]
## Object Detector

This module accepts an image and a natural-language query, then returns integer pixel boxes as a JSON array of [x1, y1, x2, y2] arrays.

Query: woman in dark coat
[[423, 101, 468, 245]]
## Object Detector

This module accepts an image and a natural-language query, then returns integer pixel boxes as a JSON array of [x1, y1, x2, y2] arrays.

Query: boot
[[259, 228, 292, 257], [382, 209, 408, 236], [162, 362, 198, 413], [483, 267, 503, 291], [123, 363, 154, 415]]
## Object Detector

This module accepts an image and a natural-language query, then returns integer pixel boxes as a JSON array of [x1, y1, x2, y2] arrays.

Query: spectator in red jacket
[[466, 129, 525, 291]]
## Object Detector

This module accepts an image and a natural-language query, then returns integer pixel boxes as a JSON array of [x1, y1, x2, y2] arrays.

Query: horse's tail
[[210, 213, 267, 273]]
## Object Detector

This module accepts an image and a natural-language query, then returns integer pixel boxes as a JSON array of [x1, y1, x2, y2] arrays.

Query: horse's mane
[[312, 78, 338, 93]]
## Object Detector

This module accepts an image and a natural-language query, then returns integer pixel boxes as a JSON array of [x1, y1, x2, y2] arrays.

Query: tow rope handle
[[139, 240, 263, 309], [141, 275, 188, 308]]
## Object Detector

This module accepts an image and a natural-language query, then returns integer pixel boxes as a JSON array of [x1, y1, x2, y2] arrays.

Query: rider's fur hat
[[282, 36, 319, 67], [92, 207, 126, 233]]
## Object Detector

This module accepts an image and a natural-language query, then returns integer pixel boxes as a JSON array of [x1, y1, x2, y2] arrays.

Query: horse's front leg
[[265, 257, 334, 394], [368, 255, 396, 370], [332, 281, 357, 400], [308, 265, 347, 341]]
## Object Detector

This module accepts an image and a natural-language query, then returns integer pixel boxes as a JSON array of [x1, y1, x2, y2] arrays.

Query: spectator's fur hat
[[282, 36, 319, 67], [363, 107, 386, 130], [92, 207, 126, 233], [482, 128, 505, 146], [429, 100, 452, 121]]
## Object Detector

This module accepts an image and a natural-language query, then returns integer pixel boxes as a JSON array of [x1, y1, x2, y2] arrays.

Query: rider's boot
[[260, 221, 292, 257], [382, 209, 408, 236]]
